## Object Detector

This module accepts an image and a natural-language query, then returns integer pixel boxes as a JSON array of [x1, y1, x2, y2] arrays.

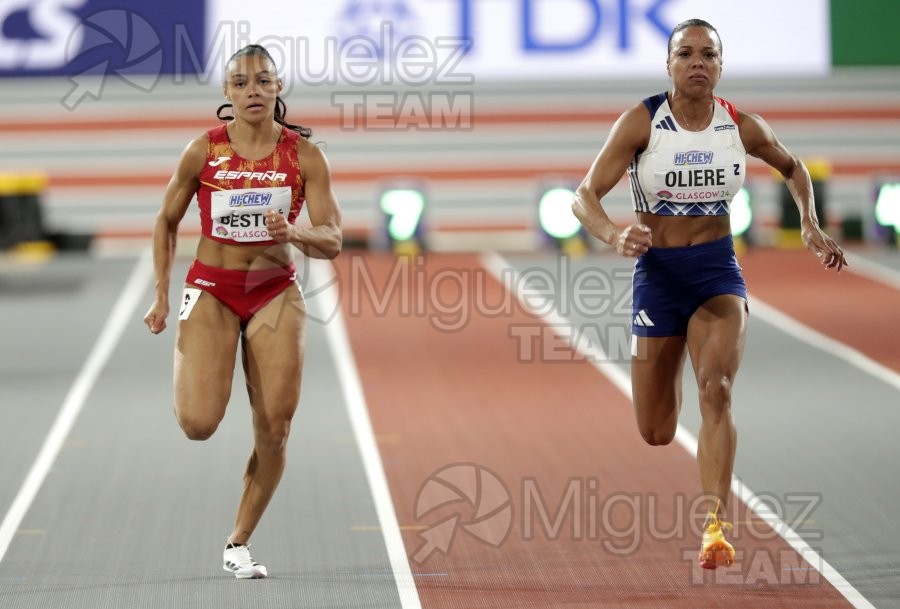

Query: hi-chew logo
[[229, 192, 273, 208], [673, 151, 714, 165]]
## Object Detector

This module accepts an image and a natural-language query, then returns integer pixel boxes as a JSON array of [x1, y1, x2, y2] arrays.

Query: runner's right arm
[[572, 103, 652, 256], [144, 136, 206, 334]]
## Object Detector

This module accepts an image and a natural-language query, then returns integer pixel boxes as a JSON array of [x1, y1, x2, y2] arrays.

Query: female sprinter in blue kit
[[573, 19, 846, 569]]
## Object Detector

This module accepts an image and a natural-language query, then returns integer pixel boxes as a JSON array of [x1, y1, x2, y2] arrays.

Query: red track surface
[[335, 252, 854, 608], [740, 248, 900, 373]]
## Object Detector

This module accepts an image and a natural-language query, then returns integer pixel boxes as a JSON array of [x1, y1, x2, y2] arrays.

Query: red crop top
[[196, 124, 304, 245]]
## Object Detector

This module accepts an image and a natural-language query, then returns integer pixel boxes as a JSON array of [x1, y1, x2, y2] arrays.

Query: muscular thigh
[[174, 286, 241, 421], [242, 284, 306, 419], [686, 295, 748, 382], [631, 334, 688, 426]]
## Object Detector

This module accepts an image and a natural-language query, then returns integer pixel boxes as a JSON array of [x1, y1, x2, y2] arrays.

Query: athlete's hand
[[616, 224, 652, 257], [266, 210, 295, 243], [144, 300, 169, 334], [802, 223, 847, 272]]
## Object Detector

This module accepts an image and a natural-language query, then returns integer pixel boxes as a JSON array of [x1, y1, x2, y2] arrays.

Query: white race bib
[[210, 186, 291, 242], [178, 287, 202, 320]]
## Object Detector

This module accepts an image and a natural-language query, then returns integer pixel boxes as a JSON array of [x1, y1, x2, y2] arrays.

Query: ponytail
[[275, 97, 312, 139]]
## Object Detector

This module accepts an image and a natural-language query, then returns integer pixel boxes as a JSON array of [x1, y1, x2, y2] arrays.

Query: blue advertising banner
[[0, 0, 206, 76], [203, 0, 829, 82]]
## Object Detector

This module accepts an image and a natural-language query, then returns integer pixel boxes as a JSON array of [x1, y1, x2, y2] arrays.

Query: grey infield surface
[[0, 255, 402, 609]]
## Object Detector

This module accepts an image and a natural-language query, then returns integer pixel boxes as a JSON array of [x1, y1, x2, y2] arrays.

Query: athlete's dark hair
[[216, 44, 311, 139], [667, 18, 722, 58]]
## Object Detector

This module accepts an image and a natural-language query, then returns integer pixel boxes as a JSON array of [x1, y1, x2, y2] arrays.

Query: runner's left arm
[[267, 141, 342, 259]]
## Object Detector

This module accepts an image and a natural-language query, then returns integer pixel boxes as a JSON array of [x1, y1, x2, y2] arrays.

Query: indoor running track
[[0, 245, 898, 609]]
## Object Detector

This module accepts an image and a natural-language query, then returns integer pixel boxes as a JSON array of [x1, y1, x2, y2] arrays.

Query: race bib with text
[[210, 186, 291, 242]]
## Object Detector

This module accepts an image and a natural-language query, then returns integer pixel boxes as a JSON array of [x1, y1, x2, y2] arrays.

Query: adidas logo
[[633, 310, 655, 327], [654, 116, 678, 131]]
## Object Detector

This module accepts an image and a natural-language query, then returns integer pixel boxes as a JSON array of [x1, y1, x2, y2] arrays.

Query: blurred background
[[1, 0, 898, 256]]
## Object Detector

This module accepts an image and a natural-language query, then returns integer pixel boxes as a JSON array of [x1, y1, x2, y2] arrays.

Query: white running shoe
[[223, 543, 268, 579]]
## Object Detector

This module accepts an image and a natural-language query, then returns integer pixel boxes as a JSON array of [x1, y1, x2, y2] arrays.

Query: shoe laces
[[704, 512, 733, 535], [226, 543, 255, 567]]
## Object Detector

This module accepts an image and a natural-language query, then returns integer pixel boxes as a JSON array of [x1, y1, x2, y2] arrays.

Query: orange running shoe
[[699, 513, 734, 569]]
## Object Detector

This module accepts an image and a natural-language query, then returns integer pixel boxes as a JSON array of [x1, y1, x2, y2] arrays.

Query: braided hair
[[216, 44, 311, 139]]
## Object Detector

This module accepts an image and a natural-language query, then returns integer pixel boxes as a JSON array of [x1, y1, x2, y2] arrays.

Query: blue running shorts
[[631, 235, 747, 337]]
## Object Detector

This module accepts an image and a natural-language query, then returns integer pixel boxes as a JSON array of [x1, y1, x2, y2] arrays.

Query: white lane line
[[309, 260, 422, 609], [481, 252, 876, 609], [847, 254, 900, 290], [751, 298, 900, 392], [0, 248, 153, 563]]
